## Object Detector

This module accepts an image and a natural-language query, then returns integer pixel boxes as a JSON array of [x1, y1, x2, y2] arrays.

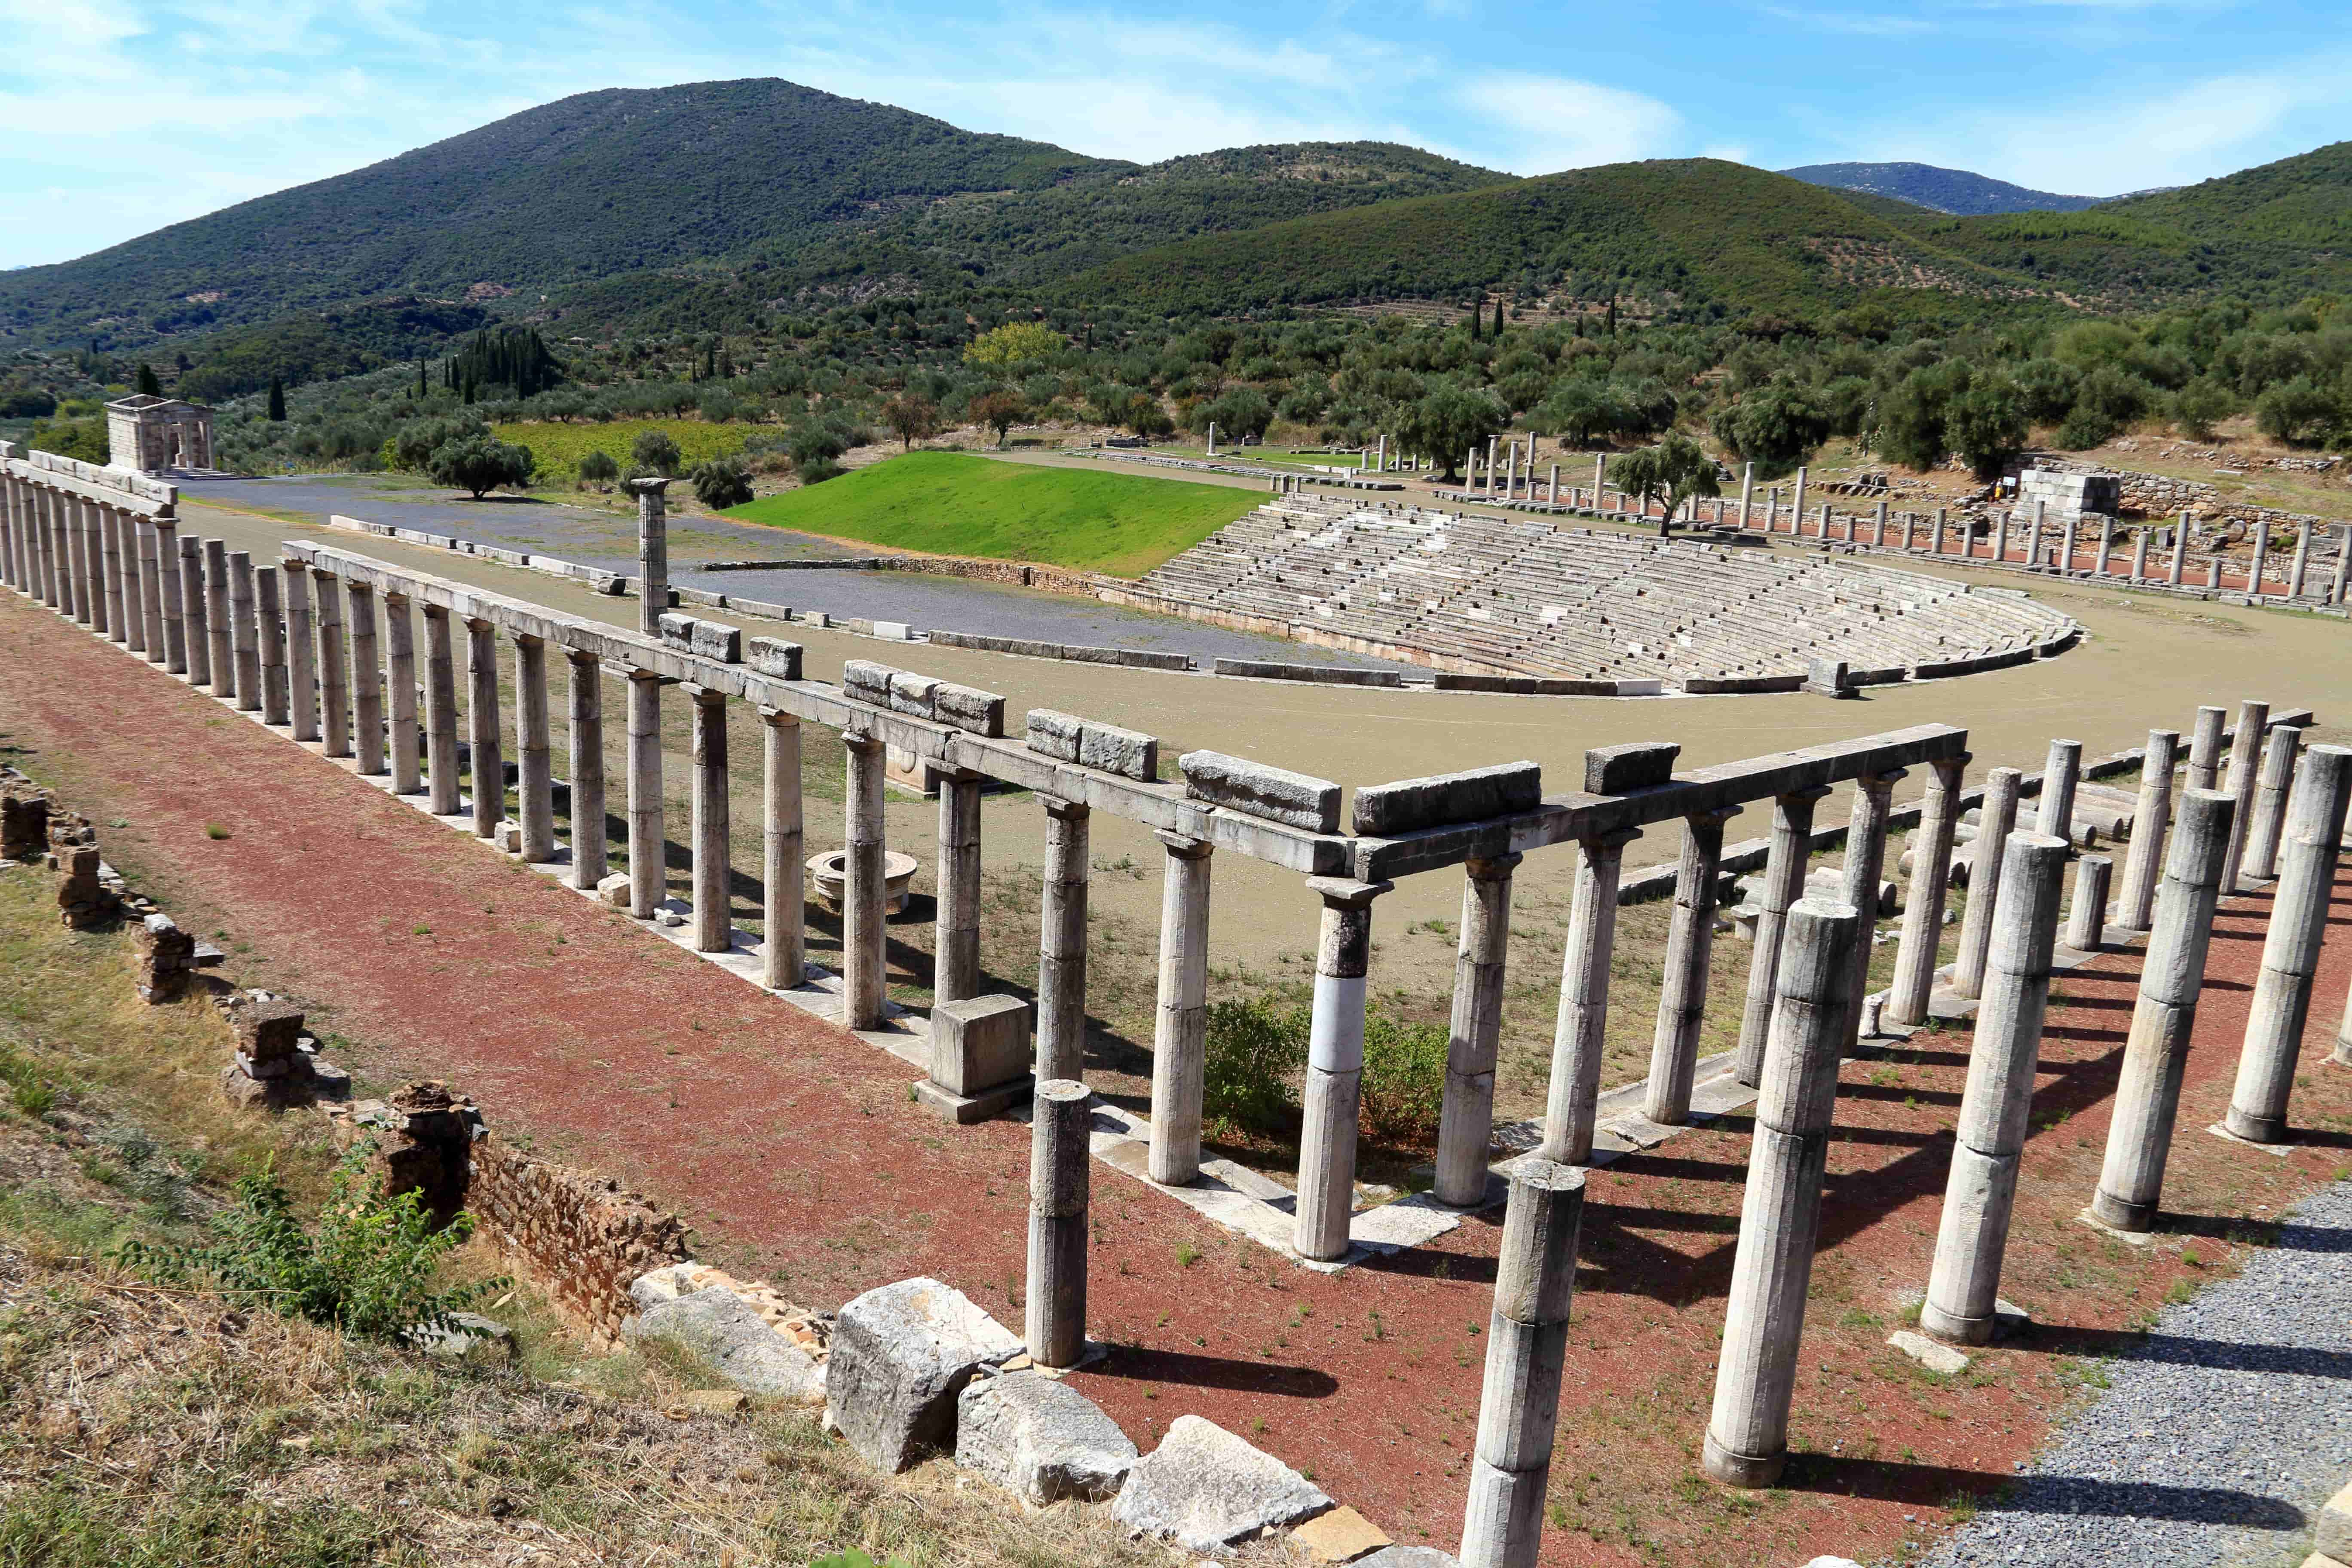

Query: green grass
[[723, 450, 1262, 577], [490, 418, 750, 477]]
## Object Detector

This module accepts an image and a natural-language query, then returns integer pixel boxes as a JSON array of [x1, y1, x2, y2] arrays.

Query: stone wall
[[466, 1133, 693, 1349]]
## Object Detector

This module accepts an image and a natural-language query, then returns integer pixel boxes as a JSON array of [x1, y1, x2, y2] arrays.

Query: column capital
[[756, 703, 800, 725], [1042, 793, 1089, 821], [1153, 829, 1212, 858], [566, 645, 601, 668], [1929, 752, 1971, 783], [1857, 766, 1908, 793], [625, 665, 669, 686], [679, 680, 725, 704], [1686, 804, 1744, 829], [1465, 850, 1523, 879], [1777, 783, 1834, 805], [1305, 874, 1392, 907], [842, 725, 882, 753], [1578, 824, 1642, 854]]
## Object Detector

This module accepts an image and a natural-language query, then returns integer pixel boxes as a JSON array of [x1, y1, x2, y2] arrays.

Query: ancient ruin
[[104, 392, 216, 475]]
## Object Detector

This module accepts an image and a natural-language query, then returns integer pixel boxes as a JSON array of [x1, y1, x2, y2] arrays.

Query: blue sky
[[3, 0, 2347, 270]]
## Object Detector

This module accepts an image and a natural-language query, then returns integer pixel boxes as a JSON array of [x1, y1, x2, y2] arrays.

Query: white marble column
[[1296, 876, 1390, 1263], [1736, 785, 1831, 1084], [686, 683, 730, 950], [422, 606, 460, 815], [465, 617, 502, 840], [1440, 851, 1520, 1203], [569, 652, 609, 891], [516, 637, 557, 864], [626, 671, 665, 918], [1035, 796, 1091, 1080], [759, 707, 803, 988], [280, 555, 313, 738], [842, 726, 888, 1029], [2113, 730, 2180, 933], [1541, 826, 1638, 1163], [1148, 832, 1215, 1185], [1645, 810, 1738, 1126], [1950, 767, 2022, 999], [934, 770, 983, 1005], [382, 593, 419, 792]]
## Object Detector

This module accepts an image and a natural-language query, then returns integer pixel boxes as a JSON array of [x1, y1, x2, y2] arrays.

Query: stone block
[[1078, 721, 1158, 781], [955, 1373, 1137, 1504], [888, 672, 939, 720], [1353, 760, 1541, 837], [1886, 1329, 1969, 1375], [934, 682, 1005, 738], [930, 995, 1031, 1096], [1358, 1551, 1462, 1568], [625, 1286, 824, 1401], [2318, 1479, 2352, 1563], [1026, 708, 1083, 763], [1292, 1504, 1392, 1562], [1179, 750, 1342, 834], [826, 1277, 1022, 1473], [1804, 657, 1855, 698], [1112, 1414, 1333, 1552], [875, 620, 913, 640], [842, 659, 894, 707], [596, 872, 631, 906], [656, 611, 698, 652], [234, 998, 307, 1066], [689, 620, 740, 663], [1583, 741, 1681, 795], [746, 637, 803, 680]]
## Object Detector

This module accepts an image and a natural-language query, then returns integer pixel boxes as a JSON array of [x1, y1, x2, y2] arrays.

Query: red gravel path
[[7, 586, 2350, 1566]]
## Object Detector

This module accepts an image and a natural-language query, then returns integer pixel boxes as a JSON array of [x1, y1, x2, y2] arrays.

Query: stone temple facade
[[106, 395, 214, 475], [2017, 466, 2121, 524]]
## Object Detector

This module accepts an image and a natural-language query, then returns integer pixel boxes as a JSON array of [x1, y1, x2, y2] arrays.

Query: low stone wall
[[927, 629, 1191, 671], [467, 1135, 694, 1350], [1211, 658, 1404, 688]]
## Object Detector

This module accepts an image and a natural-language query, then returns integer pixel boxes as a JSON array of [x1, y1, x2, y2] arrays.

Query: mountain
[[1780, 161, 2103, 215]]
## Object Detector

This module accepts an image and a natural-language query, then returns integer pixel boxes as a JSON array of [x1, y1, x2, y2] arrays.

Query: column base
[[1916, 1299, 1993, 1347], [1701, 1428, 1784, 1488], [2082, 1196, 2156, 1242], [2331, 1036, 2352, 1069], [2221, 1108, 2288, 1145]]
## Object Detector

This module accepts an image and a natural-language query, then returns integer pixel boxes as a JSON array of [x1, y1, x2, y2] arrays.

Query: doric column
[[1296, 876, 1390, 1263], [2290, 522, 2312, 598], [204, 540, 235, 699], [1148, 833, 1215, 1184], [2224, 746, 2352, 1143], [934, 770, 983, 1004], [2058, 511, 2076, 572], [1035, 796, 1090, 1080], [99, 506, 124, 638], [1703, 897, 1860, 1487], [1027, 1078, 1093, 1369], [841, 726, 888, 1029], [465, 618, 502, 840], [2065, 854, 2113, 952], [2248, 518, 2270, 597], [2113, 730, 2180, 933], [516, 637, 557, 864], [2332, 526, 2352, 606], [137, 519, 165, 660], [46, 490, 70, 609], [1735, 784, 1831, 1085], [263, 556, 299, 724], [2094, 518, 2113, 576], [634, 478, 670, 637], [227, 551, 262, 712], [423, 607, 460, 815], [1645, 810, 1738, 1126], [758, 707, 802, 987], [1887, 756, 1966, 1026], [2033, 738, 2080, 845], [1837, 769, 1906, 1045], [1459, 1159, 1586, 1568], [1439, 852, 1520, 1202], [2185, 704, 2227, 793], [568, 652, 609, 890], [256, 567, 288, 725], [2168, 512, 2188, 585], [382, 594, 419, 792], [1737, 462, 1752, 527], [625, 671, 664, 917], [67, 500, 93, 625], [1950, 767, 2022, 998], [2026, 500, 2045, 569], [178, 537, 211, 687], [2217, 699, 2270, 894], [2207, 556, 2223, 590], [685, 682, 729, 948], [1541, 825, 1638, 1164], [1874, 501, 1888, 547], [341, 577, 377, 752], [2130, 527, 2150, 582], [2240, 722, 2301, 885], [2090, 790, 2235, 1232], [1920, 832, 2068, 1344]]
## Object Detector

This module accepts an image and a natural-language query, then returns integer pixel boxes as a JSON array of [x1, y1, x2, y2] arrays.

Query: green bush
[[630, 429, 683, 475], [427, 432, 534, 497], [690, 456, 754, 509], [1359, 1012, 1449, 1145], [1203, 996, 1307, 1136], [576, 448, 619, 487], [116, 1146, 505, 1342]]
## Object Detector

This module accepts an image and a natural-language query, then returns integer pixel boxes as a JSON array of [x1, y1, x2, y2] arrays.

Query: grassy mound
[[724, 450, 1262, 578]]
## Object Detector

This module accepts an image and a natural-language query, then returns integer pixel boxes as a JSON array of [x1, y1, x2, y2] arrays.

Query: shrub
[[689, 456, 754, 509], [427, 432, 534, 498], [630, 429, 683, 475], [116, 1147, 505, 1341], [576, 448, 619, 488], [1202, 997, 1308, 1136], [2254, 375, 2341, 447], [796, 456, 844, 487], [1359, 1012, 1448, 1145]]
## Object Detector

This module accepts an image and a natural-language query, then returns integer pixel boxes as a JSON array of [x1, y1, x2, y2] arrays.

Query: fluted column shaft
[[1439, 852, 1521, 1202]]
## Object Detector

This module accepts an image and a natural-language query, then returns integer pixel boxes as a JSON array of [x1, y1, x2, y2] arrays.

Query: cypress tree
[[1469, 303, 1481, 341], [266, 376, 287, 422], [1493, 300, 1504, 337], [136, 362, 162, 397]]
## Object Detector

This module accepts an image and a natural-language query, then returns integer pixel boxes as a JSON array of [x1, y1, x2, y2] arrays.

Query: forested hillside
[[1781, 162, 2103, 216]]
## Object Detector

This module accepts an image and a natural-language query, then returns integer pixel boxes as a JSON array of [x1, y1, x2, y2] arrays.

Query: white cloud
[[1452, 73, 1684, 175]]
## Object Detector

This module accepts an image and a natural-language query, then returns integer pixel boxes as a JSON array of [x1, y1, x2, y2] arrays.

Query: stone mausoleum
[[106, 394, 215, 474]]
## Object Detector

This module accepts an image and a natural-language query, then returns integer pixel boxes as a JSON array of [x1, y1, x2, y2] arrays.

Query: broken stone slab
[[689, 619, 741, 663], [1583, 741, 1680, 795], [746, 636, 804, 680], [1353, 760, 1540, 837], [933, 680, 1005, 738], [1179, 750, 1341, 834], [1111, 1413, 1333, 1552], [1292, 1504, 1392, 1562], [656, 611, 699, 652], [1886, 1328, 1969, 1375], [1357, 1550, 1462, 1568], [954, 1372, 1137, 1505], [1025, 708, 1083, 763], [403, 1311, 512, 1360], [826, 1277, 1022, 1473], [626, 1286, 826, 1401], [1077, 720, 1157, 782], [596, 872, 631, 907], [842, 659, 894, 707]]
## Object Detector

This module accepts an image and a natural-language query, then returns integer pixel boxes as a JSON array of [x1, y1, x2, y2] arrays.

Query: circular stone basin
[[808, 850, 919, 915]]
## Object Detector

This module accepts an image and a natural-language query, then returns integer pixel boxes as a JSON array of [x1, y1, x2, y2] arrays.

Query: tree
[[1396, 383, 1505, 482], [1533, 380, 1623, 447], [2255, 375, 2340, 447], [1875, 361, 1972, 470], [963, 321, 1063, 370], [969, 389, 1026, 447], [266, 376, 287, 423], [1192, 386, 1273, 442], [880, 393, 941, 452], [136, 362, 162, 397], [1711, 380, 1830, 479], [1608, 435, 1720, 534], [1946, 375, 2030, 479], [630, 429, 682, 475], [689, 456, 754, 510], [2171, 378, 2234, 441], [1492, 300, 1504, 338], [428, 433, 534, 499], [576, 449, 619, 489]]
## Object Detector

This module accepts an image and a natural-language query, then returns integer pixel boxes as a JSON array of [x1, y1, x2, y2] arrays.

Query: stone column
[[1875, 501, 1888, 547], [2207, 556, 2223, 591], [2224, 746, 2352, 1143], [516, 637, 558, 864], [1027, 1078, 1092, 1369], [842, 727, 888, 1029], [45, 491, 68, 609], [423, 607, 460, 815], [179, 538, 211, 687], [2090, 789, 2236, 1232], [568, 652, 608, 890], [342, 579, 378, 759], [1933, 506, 1948, 554], [2058, 511, 2076, 573], [466, 618, 503, 840], [1838, 769, 1906, 1045], [2034, 738, 2081, 845], [156, 519, 187, 671], [137, 520, 166, 659], [2026, 501, 2045, 570], [634, 478, 670, 637], [98, 507, 123, 638], [2114, 730, 2180, 933], [381, 594, 419, 791], [2131, 527, 2150, 582], [2217, 699, 2270, 894], [277, 556, 313, 738], [1950, 767, 2022, 999], [2168, 513, 2188, 585], [227, 552, 263, 713], [1541, 826, 1639, 1163], [1646, 810, 1739, 1126], [1549, 463, 1559, 504], [2241, 722, 2301, 885], [83, 504, 106, 629], [2331, 526, 2352, 606], [1736, 785, 1831, 1084], [2185, 704, 2227, 793], [759, 707, 802, 988], [1899, 511, 1913, 550], [685, 683, 729, 949], [2248, 519, 2270, 597], [626, 671, 665, 918], [1439, 852, 1520, 1202], [256, 568, 289, 725], [1792, 469, 1808, 534], [2065, 854, 2113, 951], [1703, 897, 1861, 1488], [1920, 832, 2069, 1344], [1148, 833, 1215, 1185], [1888, 756, 1966, 1026], [2094, 519, 2113, 576], [2290, 522, 2312, 598], [934, 771, 983, 1005], [1297, 876, 1390, 1263], [1036, 797, 1091, 1081], [1737, 462, 1752, 527], [204, 541, 235, 700], [1459, 1158, 1586, 1568]]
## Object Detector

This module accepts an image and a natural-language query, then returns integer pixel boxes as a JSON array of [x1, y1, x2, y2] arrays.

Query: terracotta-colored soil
[[8, 587, 2351, 1566]]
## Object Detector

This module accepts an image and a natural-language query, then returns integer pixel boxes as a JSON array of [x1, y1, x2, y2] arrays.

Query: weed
[[1175, 1241, 1199, 1268], [203, 823, 231, 840]]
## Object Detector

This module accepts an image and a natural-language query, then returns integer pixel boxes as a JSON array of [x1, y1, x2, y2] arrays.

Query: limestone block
[[596, 872, 631, 907], [131, 913, 196, 1002], [234, 998, 307, 1067], [656, 611, 698, 652], [1886, 1329, 1969, 1375], [746, 636, 803, 680], [625, 1286, 824, 1400], [2318, 1479, 2352, 1562], [1112, 1414, 1333, 1551], [1179, 750, 1342, 834], [930, 995, 1031, 1096], [1292, 1505, 1392, 1562], [826, 1277, 1021, 1473], [688, 620, 740, 663], [1583, 741, 1680, 795], [888, 671, 940, 719], [934, 681, 1005, 738], [1078, 721, 1157, 782], [1353, 760, 1541, 837], [842, 659, 894, 707], [1026, 708, 1083, 762], [875, 620, 913, 640], [1358, 1551, 1462, 1568], [954, 1373, 1136, 1504]]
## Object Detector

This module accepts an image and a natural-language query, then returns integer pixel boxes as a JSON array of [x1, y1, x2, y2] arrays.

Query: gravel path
[[1923, 1177, 2352, 1568]]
